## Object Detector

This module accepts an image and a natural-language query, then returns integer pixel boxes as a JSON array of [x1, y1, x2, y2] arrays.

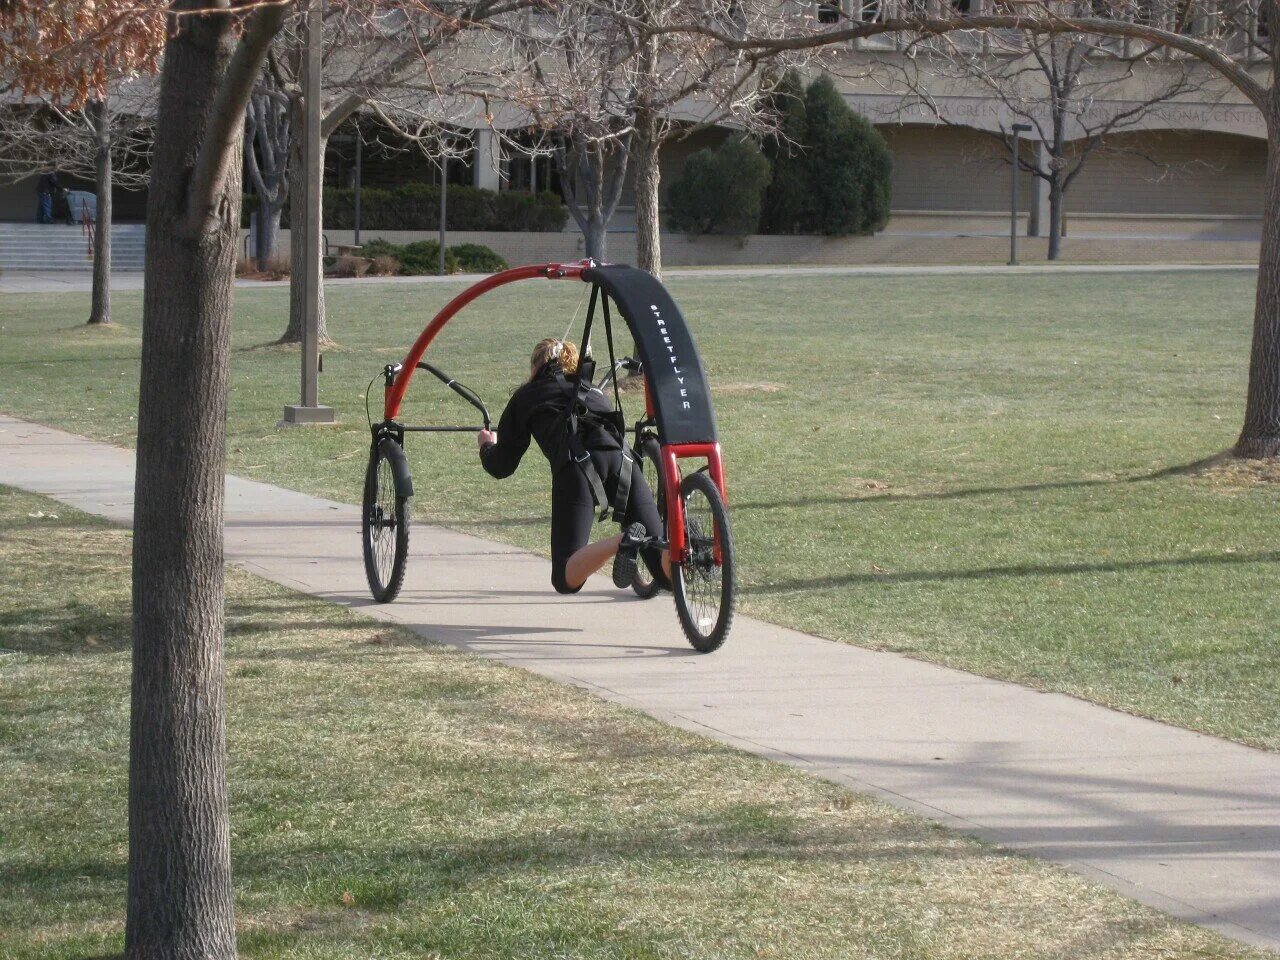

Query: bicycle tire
[[672, 470, 735, 652], [362, 441, 410, 603]]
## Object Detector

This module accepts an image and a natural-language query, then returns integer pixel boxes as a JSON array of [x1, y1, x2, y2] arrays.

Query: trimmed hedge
[[450, 243, 509, 273], [667, 137, 771, 236], [244, 183, 567, 232], [359, 238, 508, 275]]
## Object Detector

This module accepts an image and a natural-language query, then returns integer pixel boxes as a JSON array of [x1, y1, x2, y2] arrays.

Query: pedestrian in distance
[[35, 170, 59, 224]]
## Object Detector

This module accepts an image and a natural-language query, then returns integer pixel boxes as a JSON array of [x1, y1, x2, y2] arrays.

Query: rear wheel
[[672, 470, 735, 653], [632, 435, 666, 599], [362, 441, 410, 603]]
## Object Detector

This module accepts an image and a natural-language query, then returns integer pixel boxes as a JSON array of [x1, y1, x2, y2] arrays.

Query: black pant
[[550, 448, 667, 594]]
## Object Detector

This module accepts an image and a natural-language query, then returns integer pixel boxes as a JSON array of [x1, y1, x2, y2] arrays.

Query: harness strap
[[556, 360, 630, 524], [600, 294, 633, 524], [601, 296, 637, 527], [612, 445, 634, 523]]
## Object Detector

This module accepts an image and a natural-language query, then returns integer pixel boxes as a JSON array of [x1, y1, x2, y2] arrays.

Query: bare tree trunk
[[584, 219, 607, 261], [256, 194, 282, 269], [1047, 179, 1064, 262], [89, 99, 112, 325], [1237, 118, 1280, 458], [633, 110, 662, 278], [281, 127, 330, 345], [557, 137, 629, 265], [128, 6, 243, 960]]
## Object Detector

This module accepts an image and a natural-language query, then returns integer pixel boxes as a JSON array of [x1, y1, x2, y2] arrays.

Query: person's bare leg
[[564, 535, 623, 589], [565, 535, 673, 590]]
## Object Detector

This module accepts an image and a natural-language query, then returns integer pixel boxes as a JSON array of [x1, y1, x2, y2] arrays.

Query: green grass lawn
[[2, 270, 1279, 750], [1, 484, 1271, 960]]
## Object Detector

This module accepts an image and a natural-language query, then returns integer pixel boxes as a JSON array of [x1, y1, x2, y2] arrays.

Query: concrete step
[[0, 222, 147, 272]]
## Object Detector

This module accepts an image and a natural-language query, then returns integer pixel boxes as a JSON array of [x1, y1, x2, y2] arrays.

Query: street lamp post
[[438, 151, 448, 276], [282, 0, 335, 426], [1009, 122, 1033, 267]]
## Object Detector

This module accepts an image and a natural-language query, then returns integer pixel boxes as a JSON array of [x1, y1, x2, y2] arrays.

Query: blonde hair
[[530, 337, 579, 378]]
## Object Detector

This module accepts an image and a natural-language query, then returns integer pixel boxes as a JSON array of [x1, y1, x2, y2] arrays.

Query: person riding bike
[[477, 338, 671, 595]]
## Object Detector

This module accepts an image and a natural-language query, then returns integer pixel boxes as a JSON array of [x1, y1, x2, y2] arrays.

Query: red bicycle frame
[[661, 443, 726, 563], [383, 259, 727, 564], [384, 262, 586, 421]]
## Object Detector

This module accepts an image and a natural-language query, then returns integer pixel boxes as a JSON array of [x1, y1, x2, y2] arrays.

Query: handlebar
[[597, 356, 642, 392], [416, 361, 492, 430]]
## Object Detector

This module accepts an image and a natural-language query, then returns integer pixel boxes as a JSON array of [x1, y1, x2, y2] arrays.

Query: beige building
[[0, 20, 1267, 233]]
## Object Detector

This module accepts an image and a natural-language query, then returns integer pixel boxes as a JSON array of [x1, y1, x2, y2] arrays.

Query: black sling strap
[[563, 358, 611, 519], [601, 292, 633, 522], [554, 286, 634, 525]]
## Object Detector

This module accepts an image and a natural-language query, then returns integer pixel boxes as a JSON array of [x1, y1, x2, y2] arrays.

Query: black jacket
[[480, 362, 622, 479]]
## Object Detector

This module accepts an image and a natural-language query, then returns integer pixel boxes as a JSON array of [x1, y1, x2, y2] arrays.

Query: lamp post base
[[279, 404, 336, 426]]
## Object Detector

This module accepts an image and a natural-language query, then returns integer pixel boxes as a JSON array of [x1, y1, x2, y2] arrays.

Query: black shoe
[[612, 522, 648, 589]]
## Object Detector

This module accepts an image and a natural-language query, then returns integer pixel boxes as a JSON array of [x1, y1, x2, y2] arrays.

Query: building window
[[817, 2, 842, 23]]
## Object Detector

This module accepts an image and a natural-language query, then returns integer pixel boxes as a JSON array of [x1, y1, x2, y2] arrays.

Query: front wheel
[[362, 441, 410, 602], [672, 471, 735, 653]]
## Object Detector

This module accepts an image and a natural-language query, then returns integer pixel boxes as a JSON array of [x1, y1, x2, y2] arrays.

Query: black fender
[[377, 437, 414, 499]]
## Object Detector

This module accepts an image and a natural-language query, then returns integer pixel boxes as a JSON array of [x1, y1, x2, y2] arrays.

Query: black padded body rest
[[582, 263, 718, 446]]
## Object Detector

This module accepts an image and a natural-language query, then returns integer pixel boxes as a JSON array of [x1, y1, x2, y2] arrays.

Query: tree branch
[[185, 1, 287, 233], [653, 11, 1270, 111]]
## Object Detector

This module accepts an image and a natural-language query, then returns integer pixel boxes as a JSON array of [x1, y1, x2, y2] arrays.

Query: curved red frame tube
[[382, 259, 728, 562], [383, 261, 588, 421]]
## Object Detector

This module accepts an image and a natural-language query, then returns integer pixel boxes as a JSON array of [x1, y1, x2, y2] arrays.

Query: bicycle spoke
[[681, 490, 722, 636]]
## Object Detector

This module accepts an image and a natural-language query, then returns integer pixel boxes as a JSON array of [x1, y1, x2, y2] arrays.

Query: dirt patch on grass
[[58, 321, 135, 339], [236, 338, 341, 354], [717, 381, 784, 396], [1192, 453, 1280, 491]]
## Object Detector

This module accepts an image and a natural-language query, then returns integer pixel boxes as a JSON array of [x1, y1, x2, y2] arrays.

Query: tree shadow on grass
[[750, 548, 1280, 594], [2, 795, 1003, 960], [0, 604, 130, 656], [732, 455, 1227, 514]]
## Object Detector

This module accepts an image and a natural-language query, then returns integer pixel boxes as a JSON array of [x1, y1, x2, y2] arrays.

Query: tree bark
[[633, 111, 662, 279], [127, 7, 245, 959], [280, 124, 330, 345], [89, 99, 112, 325], [1237, 114, 1280, 458], [1047, 178, 1064, 262], [256, 194, 281, 269], [584, 219, 607, 261]]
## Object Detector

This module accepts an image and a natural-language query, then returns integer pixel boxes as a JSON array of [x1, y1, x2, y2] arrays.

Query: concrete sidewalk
[[2, 412, 1277, 952]]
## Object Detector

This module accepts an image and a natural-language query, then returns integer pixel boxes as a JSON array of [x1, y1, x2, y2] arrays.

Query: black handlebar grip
[[417, 361, 491, 429]]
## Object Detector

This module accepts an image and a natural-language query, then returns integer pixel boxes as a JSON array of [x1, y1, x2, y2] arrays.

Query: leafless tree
[[1, 2, 543, 956], [877, 25, 1206, 259], [555, 132, 631, 262], [0, 78, 152, 322], [244, 70, 292, 269], [482, 0, 804, 276], [660, 0, 1280, 456], [261, 0, 534, 344]]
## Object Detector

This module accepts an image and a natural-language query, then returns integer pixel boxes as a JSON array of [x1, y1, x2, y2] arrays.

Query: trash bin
[[65, 190, 97, 223]]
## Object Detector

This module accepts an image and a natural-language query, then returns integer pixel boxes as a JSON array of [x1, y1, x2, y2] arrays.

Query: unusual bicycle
[[361, 260, 736, 652]]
